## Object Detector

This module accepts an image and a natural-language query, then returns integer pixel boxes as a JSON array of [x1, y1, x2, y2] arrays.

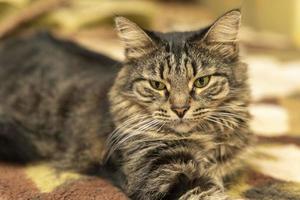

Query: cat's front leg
[[126, 155, 230, 200], [179, 187, 230, 200], [117, 137, 230, 200]]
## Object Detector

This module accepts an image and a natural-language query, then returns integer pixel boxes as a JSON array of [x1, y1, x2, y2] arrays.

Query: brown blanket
[[0, 162, 128, 200]]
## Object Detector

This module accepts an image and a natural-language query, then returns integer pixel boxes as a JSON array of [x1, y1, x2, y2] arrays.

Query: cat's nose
[[171, 106, 190, 118]]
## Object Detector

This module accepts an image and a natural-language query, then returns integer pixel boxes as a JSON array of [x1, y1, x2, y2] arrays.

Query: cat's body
[[0, 10, 253, 200], [0, 33, 120, 170]]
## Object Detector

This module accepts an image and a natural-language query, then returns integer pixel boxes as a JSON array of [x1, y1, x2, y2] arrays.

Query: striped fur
[[106, 9, 253, 199]]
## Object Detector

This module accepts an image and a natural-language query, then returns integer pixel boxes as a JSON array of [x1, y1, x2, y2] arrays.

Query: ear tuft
[[190, 9, 242, 60], [204, 9, 241, 43], [115, 16, 156, 59]]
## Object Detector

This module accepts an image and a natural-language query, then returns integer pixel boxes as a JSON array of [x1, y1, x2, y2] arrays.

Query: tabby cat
[[0, 9, 252, 200]]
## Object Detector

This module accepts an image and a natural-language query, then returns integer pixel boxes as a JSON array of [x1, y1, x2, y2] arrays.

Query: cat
[[0, 9, 253, 200]]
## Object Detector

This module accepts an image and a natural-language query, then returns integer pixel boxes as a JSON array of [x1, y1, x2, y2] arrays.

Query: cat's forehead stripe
[[157, 39, 221, 79], [158, 51, 197, 80]]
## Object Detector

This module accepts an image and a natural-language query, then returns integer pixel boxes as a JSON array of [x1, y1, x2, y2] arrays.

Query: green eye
[[149, 80, 166, 90], [194, 76, 211, 88]]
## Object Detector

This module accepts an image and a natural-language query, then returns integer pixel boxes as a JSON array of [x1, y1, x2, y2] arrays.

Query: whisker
[[106, 115, 150, 145], [105, 116, 152, 159], [111, 120, 159, 151], [216, 112, 248, 120], [204, 116, 233, 130], [156, 122, 166, 133], [153, 116, 172, 121], [105, 119, 160, 161]]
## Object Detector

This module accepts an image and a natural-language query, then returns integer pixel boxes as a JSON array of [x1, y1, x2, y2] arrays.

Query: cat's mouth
[[166, 119, 199, 133]]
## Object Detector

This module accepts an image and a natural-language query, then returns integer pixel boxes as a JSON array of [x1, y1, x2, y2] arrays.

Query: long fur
[[0, 10, 253, 200]]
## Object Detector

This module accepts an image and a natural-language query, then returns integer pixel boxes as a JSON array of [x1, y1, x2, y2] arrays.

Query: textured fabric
[[0, 162, 128, 200]]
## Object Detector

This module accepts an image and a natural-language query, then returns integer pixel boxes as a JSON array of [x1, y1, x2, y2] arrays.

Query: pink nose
[[171, 106, 190, 118]]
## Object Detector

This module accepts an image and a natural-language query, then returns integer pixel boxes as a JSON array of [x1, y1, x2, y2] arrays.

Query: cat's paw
[[197, 192, 230, 200], [179, 187, 230, 200]]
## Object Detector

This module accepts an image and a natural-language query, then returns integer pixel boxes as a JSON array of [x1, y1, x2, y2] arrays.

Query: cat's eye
[[149, 80, 166, 90], [194, 76, 211, 88]]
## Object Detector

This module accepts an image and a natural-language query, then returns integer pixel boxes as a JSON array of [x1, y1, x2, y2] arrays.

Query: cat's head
[[109, 9, 250, 135]]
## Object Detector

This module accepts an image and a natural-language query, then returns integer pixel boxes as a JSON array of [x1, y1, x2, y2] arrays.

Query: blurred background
[[0, 0, 300, 184]]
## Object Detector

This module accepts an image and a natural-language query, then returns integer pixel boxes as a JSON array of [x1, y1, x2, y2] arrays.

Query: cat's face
[[110, 10, 249, 134], [120, 48, 233, 133]]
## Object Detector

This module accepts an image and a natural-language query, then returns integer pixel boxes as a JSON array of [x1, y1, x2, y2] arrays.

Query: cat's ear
[[193, 9, 241, 59], [115, 16, 157, 60]]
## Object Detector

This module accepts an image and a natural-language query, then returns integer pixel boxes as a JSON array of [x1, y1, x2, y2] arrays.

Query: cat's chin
[[169, 121, 197, 134]]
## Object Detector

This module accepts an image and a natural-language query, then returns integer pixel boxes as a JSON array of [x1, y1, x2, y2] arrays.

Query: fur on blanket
[[1, 133, 300, 200]]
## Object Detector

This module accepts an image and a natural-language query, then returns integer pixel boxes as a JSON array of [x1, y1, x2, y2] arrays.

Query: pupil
[[199, 78, 204, 84]]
